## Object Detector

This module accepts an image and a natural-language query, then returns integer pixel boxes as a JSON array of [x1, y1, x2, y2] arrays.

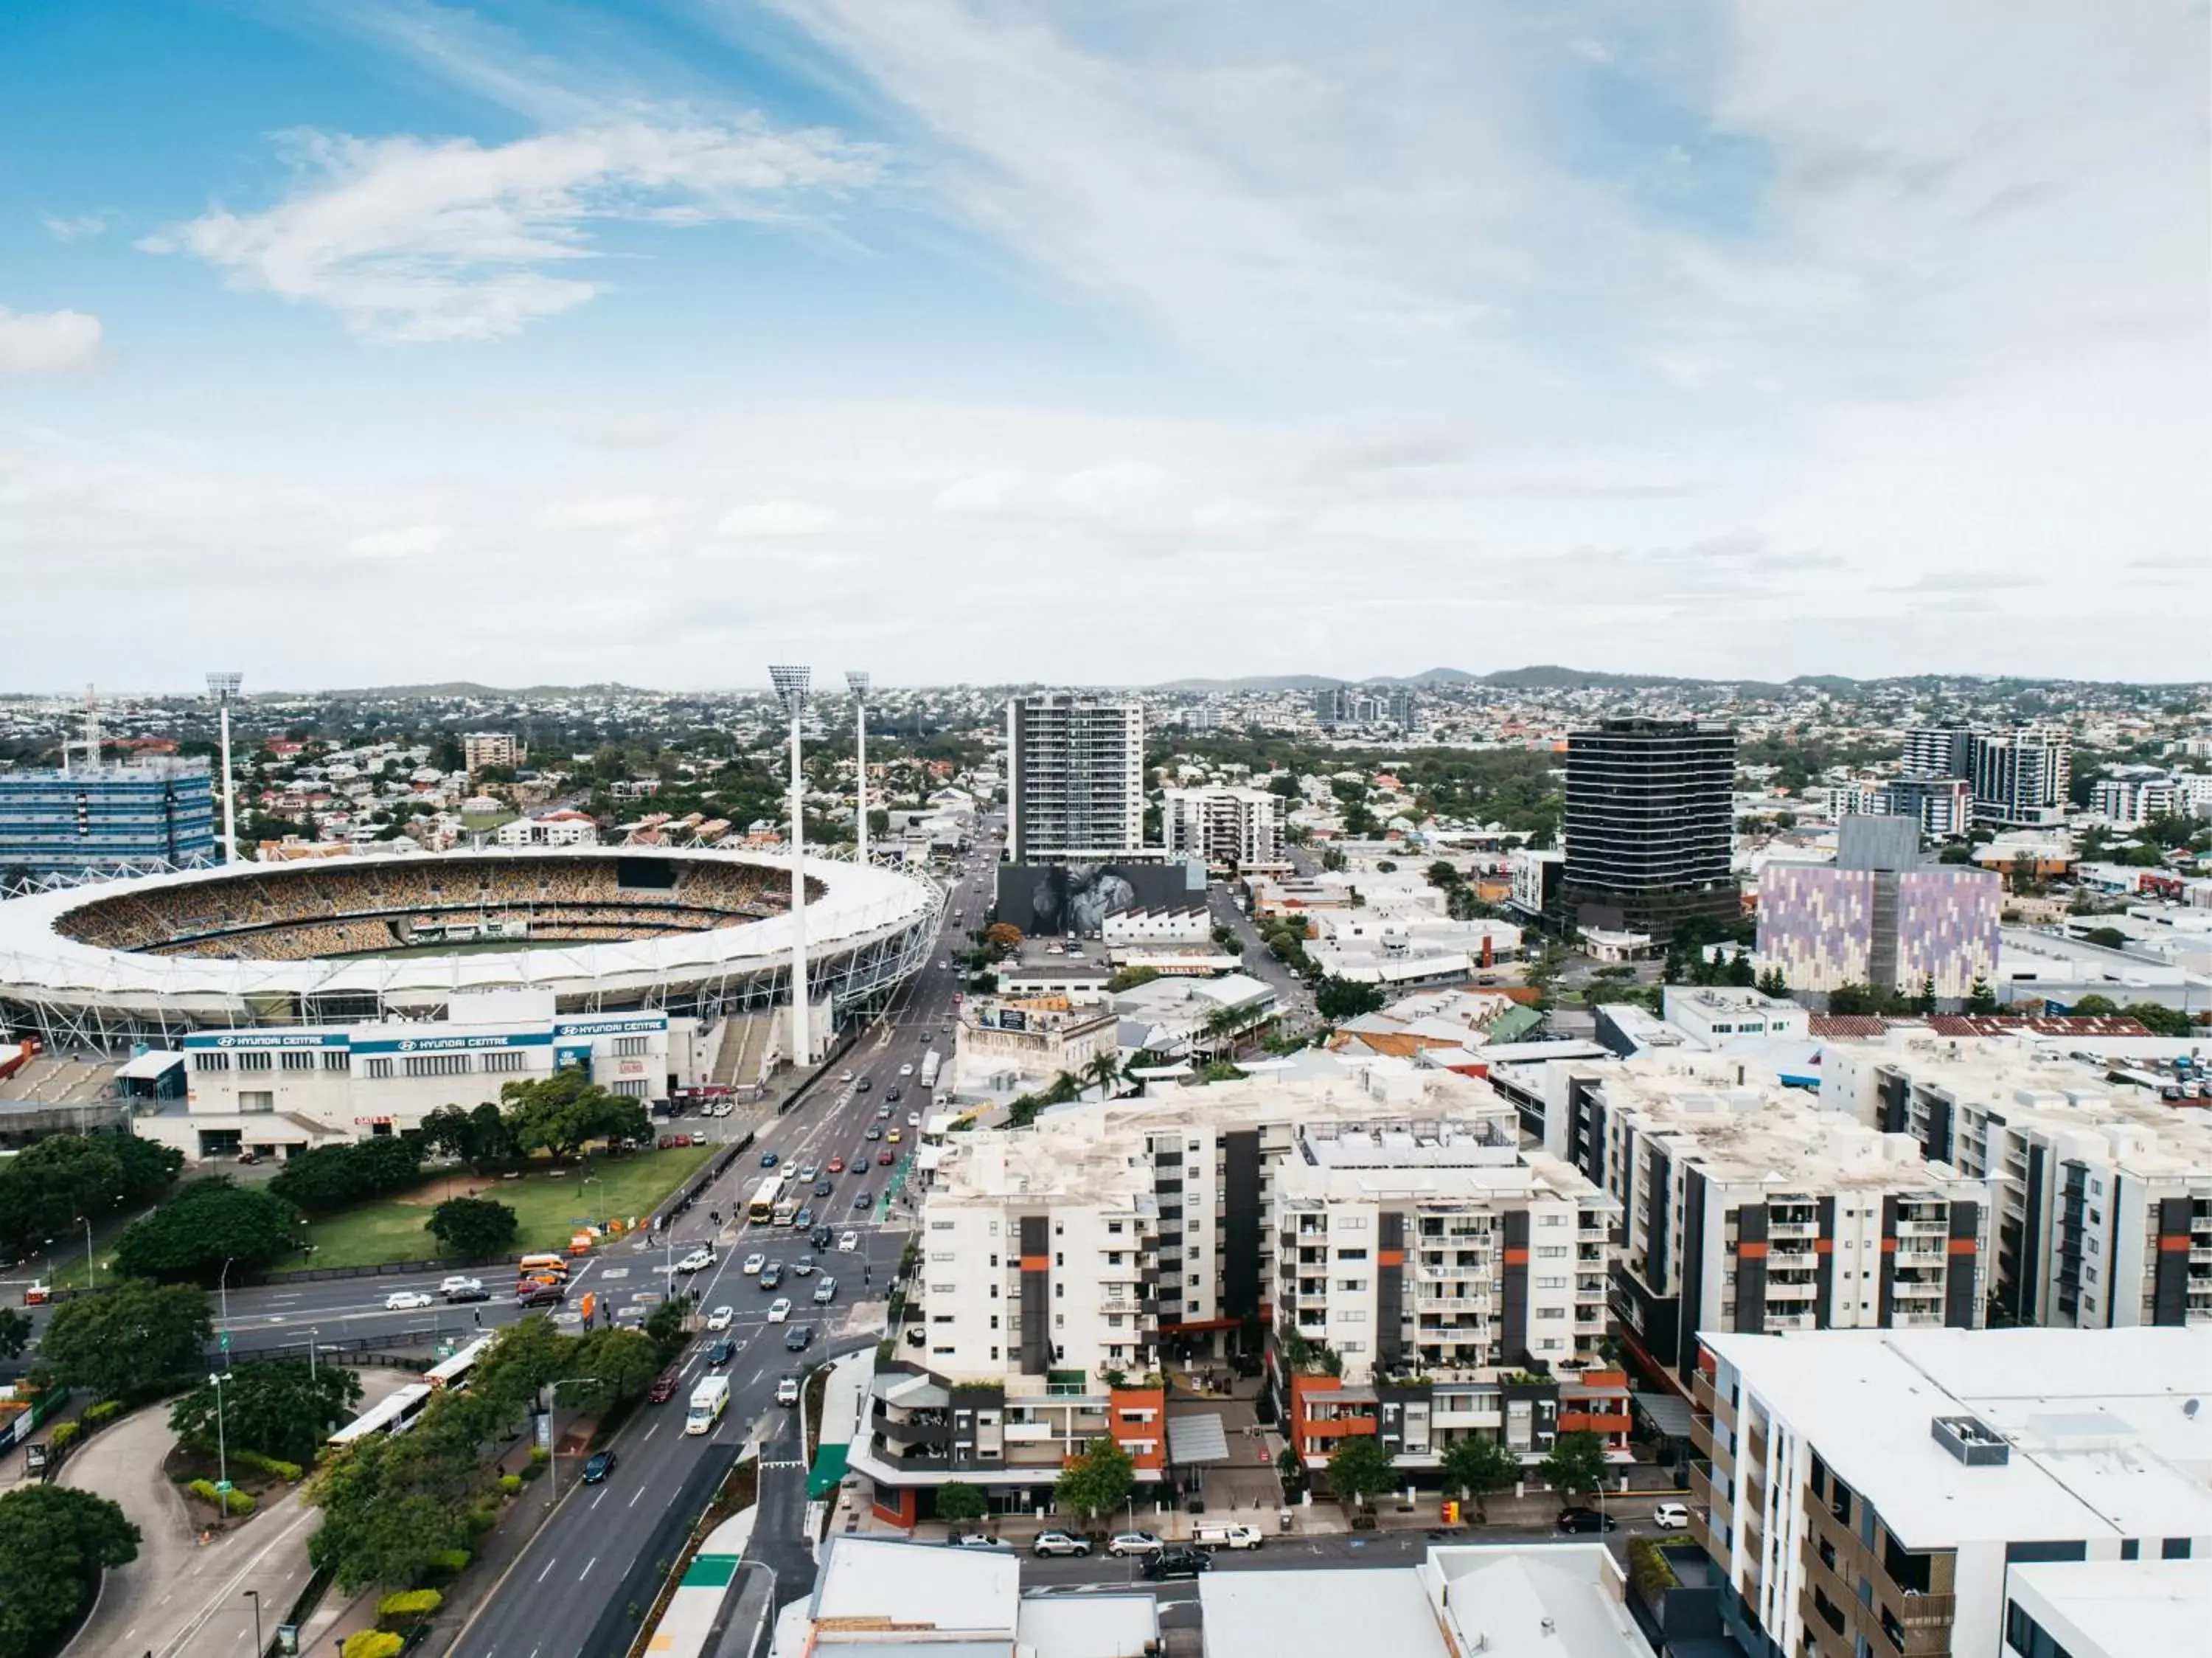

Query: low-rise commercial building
[[950, 993, 1119, 1095]]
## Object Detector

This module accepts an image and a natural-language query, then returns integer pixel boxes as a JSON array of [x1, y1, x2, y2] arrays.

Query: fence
[[0, 1382, 71, 1452]]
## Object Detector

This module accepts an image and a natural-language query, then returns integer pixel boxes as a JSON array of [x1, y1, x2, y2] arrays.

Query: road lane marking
[[629, 1485, 646, 1508], [536, 1555, 558, 1584], [578, 1555, 597, 1581]]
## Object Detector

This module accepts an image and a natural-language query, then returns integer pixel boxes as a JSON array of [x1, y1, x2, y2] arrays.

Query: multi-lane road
[[453, 839, 998, 1657]]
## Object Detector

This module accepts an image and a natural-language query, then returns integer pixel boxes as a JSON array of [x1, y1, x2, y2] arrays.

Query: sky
[[0, 0, 2205, 692]]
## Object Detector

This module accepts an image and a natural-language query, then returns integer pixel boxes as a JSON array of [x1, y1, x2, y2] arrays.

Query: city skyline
[[1, 1, 2204, 688]]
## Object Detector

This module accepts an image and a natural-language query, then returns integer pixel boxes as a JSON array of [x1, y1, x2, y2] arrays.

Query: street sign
[[214, 1479, 234, 1494], [218, 1333, 230, 1349]]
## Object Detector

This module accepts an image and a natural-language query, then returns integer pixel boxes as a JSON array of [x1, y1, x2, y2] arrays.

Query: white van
[[1192, 1523, 1264, 1550]]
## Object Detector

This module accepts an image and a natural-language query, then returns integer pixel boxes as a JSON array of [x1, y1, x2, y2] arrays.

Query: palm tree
[[1200, 1005, 1245, 1061], [1084, 1049, 1125, 1101]]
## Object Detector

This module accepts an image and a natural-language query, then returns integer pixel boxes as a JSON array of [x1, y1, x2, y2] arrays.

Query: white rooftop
[[2006, 1559, 2211, 1658], [1708, 1327, 2212, 1549], [805, 1536, 1016, 1636]]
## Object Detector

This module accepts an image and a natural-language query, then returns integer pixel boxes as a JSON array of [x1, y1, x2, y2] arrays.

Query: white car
[[706, 1305, 734, 1331], [742, 1253, 766, 1275], [385, 1291, 434, 1311], [676, 1249, 716, 1274], [776, 1376, 801, 1406], [1107, 1531, 1163, 1557], [840, 1069, 855, 1082], [439, 1275, 481, 1294], [898, 1062, 914, 1077], [907, 1112, 921, 1127], [1652, 1502, 1691, 1530], [837, 1230, 860, 1252], [766, 1297, 793, 1323]]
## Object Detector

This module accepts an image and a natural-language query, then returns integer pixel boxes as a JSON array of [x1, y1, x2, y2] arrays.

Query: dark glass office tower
[[1559, 718, 1738, 932]]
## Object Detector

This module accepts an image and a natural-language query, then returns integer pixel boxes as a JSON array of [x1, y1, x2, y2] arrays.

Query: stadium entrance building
[[149, 989, 703, 1160]]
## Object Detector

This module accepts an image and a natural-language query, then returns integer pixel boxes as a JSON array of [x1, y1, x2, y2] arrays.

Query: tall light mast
[[206, 673, 243, 864], [844, 672, 870, 866], [769, 665, 813, 1066]]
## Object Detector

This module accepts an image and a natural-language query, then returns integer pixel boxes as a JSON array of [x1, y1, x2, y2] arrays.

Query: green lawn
[[296, 1145, 717, 1269]]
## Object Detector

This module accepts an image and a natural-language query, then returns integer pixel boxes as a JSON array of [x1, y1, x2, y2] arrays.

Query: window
[[279, 1050, 316, 1072], [237, 1050, 273, 1072], [239, 1091, 274, 1113], [1338, 1310, 1366, 1322], [321, 1050, 348, 1072], [195, 1052, 230, 1072], [1537, 1246, 1569, 1259], [931, 1251, 955, 1263], [1336, 1278, 1368, 1293], [1539, 1213, 1565, 1227], [482, 1049, 526, 1074], [404, 1053, 471, 1078], [611, 1079, 649, 1099], [613, 1035, 649, 1056], [1338, 1247, 1368, 1261], [364, 1058, 394, 1080]]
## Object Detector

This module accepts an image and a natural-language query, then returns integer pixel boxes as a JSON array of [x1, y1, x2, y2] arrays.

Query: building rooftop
[[804, 1536, 1017, 1638], [2006, 1559, 2211, 1658], [1705, 1327, 2212, 1550]]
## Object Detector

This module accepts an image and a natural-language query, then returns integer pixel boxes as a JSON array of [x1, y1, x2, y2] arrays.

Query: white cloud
[[347, 524, 456, 559], [0, 305, 103, 372], [150, 118, 883, 341], [42, 211, 113, 243], [716, 499, 836, 537]]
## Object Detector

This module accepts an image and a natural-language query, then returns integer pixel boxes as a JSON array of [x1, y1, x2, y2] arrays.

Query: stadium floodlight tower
[[769, 665, 814, 1065], [844, 671, 871, 867], [206, 673, 243, 864]]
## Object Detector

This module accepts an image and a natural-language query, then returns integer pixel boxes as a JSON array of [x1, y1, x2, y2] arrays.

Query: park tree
[[645, 1300, 689, 1364], [1326, 1433, 1397, 1509], [1965, 977, 2000, 1015], [569, 1328, 662, 1407], [0, 1307, 29, 1362], [1439, 1434, 1520, 1521], [420, 1103, 515, 1173], [0, 1485, 141, 1658], [935, 1482, 988, 1525], [111, 1177, 299, 1280], [983, 922, 1023, 953], [1053, 1436, 1135, 1525], [271, 1137, 427, 1213], [2070, 993, 2120, 1016], [1313, 976, 1386, 1023], [498, 1072, 650, 1162], [425, 1197, 518, 1263], [2123, 1002, 2194, 1038], [38, 1277, 212, 1399], [308, 1430, 478, 1594], [0, 1131, 184, 1260], [1540, 1429, 1610, 1504], [170, 1360, 364, 1467]]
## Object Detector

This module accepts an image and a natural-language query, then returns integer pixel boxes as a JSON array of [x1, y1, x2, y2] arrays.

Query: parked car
[[1192, 1524, 1264, 1551], [784, 1324, 814, 1351], [1032, 1530, 1091, 1558], [706, 1337, 736, 1367], [647, 1373, 679, 1404], [1141, 1547, 1211, 1581], [1652, 1502, 1691, 1530], [776, 1375, 801, 1406], [706, 1305, 734, 1331], [1107, 1531, 1163, 1557], [1556, 1508, 1618, 1534], [766, 1297, 793, 1322], [385, 1291, 434, 1311], [948, 1533, 1013, 1551]]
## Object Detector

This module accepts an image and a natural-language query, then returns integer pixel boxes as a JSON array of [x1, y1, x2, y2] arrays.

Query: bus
[[746, 1175, 786, 1224], [327, 1383, 434, 1446], [517, 1253, 570, 1281], [422, 1337, 491, 1392], [771, 1198, 801, 1228]]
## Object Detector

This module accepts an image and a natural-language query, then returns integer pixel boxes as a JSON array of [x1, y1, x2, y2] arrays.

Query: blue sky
[[1, 0, 2205, 690]]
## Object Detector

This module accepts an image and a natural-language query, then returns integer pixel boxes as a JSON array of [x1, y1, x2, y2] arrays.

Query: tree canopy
[[0, 1131, 181, 1262], [0, 1485, 140, 1658], [111, 1176, 299, 1280], [1439, 1435, 1520, 1516], [38, 1277, 212, 1400], [425, 1197, 518, 1263], [418, 1103, 518, 1173], [935, 1482, 987, 1524], [1314, 976, 1386, 1023], [270, 1137, 427, 1213], [1326, 1433, 1396, 1507], [497, 1072, 651, 1161], [1540, 1429, 1610, 1502], [1053, 1436, 1135, 1522], [170, 1359, 364, 1467]]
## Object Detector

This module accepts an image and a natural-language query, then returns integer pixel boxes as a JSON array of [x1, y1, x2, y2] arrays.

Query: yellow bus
[[746, 1175, 786, 1224], [516, 1253, 570, 1280]]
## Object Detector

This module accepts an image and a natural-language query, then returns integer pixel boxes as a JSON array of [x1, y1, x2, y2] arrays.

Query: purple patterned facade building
[[1758, 861, 2000, 1000]]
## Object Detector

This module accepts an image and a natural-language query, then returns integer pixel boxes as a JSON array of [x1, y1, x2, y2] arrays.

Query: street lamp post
[[209, 1370, 232, 1529], [219, 1258, 234, 1370], [305, 1326, 320, 1384], [81, 1217, 94, 1291], [545, 1377, 597, 1503], [845, 672, 870, 867], [243, 1587, 262, 1656], [769, 665, 812, 1066], [206, 673, 243, 865]]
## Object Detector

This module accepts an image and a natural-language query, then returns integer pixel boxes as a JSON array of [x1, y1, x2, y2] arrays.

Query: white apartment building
[[1825, 1037, 2212, 1330], [1659, 987, 1811, 1047], [493, 809, 599, 847], [2090, 774, 2182, 828], [1098, 906, 1211, 948], [1694, 1327, 2212, 1658], [1004, 695, 1147, 864], [153, 988, 699, 1159], [1161, 785, 1288, 875], [462, 732, 525, 773]]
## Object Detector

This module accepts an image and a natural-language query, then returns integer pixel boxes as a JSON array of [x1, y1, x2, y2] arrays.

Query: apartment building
[[858, 1063, 1620, 1522], [1756, 817, 2002, 1001], [1902, 724, 2072, 830], [1161, 785, 1288, 875], [1691, 1326, 2212, 1658], [1826, 1038, 2212, 1330], [461, 732, 525, 773], [0, 757, 217, 875], [1560, 718, 1739, 932], [1543, 1055, 1989, 1387], [1004, 695, 1146, 864]]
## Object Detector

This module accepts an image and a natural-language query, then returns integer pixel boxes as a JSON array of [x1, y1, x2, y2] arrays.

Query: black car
[[444, 1284, 491, 1304], [813, 1180, 832, 1197], [1556, 1508, 1618, 1534], [855, 1076, 872, 1092], [515, 1282, 566, 1308], [1141, 1547, 1211, 1581], [581, 1450, 619, 1484], [784, 1324, 814, 1351], [793, 1207, 815, 1229], [706, 1337, 736, 1367], [810, 1225, 834, 1249], [885, 1086, 902, 1103], [852, 1189, 871, 1209]]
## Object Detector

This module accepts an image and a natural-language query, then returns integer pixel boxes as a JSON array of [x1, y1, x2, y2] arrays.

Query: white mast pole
[[771, 667, 813, 1065], [846, 672, 870, 867]]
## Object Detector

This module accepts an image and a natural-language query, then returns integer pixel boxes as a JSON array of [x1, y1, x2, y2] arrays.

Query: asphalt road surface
[[454, 839, 992, 1657]]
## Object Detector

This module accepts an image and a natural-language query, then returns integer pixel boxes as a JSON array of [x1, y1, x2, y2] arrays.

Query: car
[[516, 1282, 566, 1308], [887, 1128, 902, 1144], [793, 1254, 817, 1277], [947, 1532, 1013, 1550], [793, 1207, 815, 1229], [1107, 1531, 1163, 1558], [852, 1189, 872, 1209], [1141, 1547, 1211, 1581], [676, 1249, 716, 1273], [1556, 1508, 1618, 1534], [742, 1253, 767, 1275], [759, 1150, 780, 1168], [855, 1076, 872, 1092], [939, 959, 950, 970], [813, 1275, 838, 1304], [1652, 1502, 1691, 1530], [706, 1337, 736, 1367], [810, 1224, 835, 1249], [826, 1156, 846, 1173], [874, 1151, 894, 1167], [840, 1070, 855, 1083], [865, 1125, 883, 1141], [1032, 1530, 1091, 1558], [706, 1305, 734, 1331], [1192, 1524, 1265, 1551], [760, 1262, 785, 1290], [885, 1086, 902, 1103], [656, 1134, 680, 1150], [796, 1162, 818, 1180], [784, 1324, 814, 1351], [813, 1180, 832, 1197], [898, 1062, 914, 1077], [838, 1229, 860, 1252], [874, 1104, 891, 1120], [439, 1275, 482, 1295], [442, 1279, 489, 1303], [646, 1373, 678, 1404], [908, 1112, 922, 1127], [581, 1450, 619, 1484], [385, 1291, 435, 1311], [775, 1375, 801, 1406], [766, 1297, 793, 1322]]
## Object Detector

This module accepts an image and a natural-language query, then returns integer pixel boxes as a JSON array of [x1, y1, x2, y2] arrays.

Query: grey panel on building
[[1220, 1130, 1262, 1321], [1922, 1091, 1954, 1166], [1733, 1202, 1767, 1334], [1946, 1201, 1980, 1328], [1815, 1196, 1837, 1328], [1570, 1078, 1607, 1188], [1646, 1144, 1673, 1293], [1500, 1209, 1531, 1367], [950, 1384, 1005, 1470], [1877, 1196, 1899, 1326], [1876, 1069, 1910, 1136], [1673, 1173, 1705, 1379], [2017, 1146, 2046, 1324], [1377, 1210, 1406, 1367], [2152, 1196, 2194, 1326], [1019, 1215, 1051, 1374]]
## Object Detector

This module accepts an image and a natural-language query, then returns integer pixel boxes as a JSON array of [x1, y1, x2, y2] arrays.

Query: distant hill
[[316, 681, 656, 700], [1150, 674, 1349, 693], [1150, 664, 1781, 693]]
